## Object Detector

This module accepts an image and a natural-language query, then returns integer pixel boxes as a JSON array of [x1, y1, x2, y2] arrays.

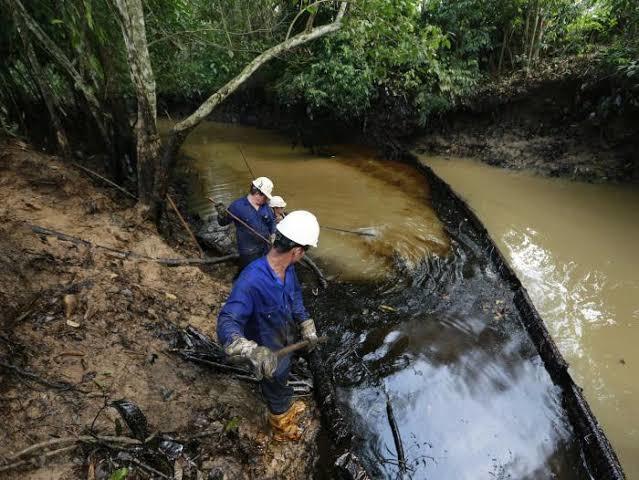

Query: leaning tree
[[111, 0, 349, 219]]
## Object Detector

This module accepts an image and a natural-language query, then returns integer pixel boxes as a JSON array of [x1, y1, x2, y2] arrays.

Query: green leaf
[[224, 416, 241, 433], [51, 19, 64, 25], [109, 468, 129, 480]]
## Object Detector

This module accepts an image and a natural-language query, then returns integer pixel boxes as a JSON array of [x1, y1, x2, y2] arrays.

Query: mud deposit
[[412, 67, 639, 184], [0, 140, 319, 479]]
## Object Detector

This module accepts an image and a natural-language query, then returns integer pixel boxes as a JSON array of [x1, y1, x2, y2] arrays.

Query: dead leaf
[[66, 319, 81, 328], [379, 304, 396, 313]]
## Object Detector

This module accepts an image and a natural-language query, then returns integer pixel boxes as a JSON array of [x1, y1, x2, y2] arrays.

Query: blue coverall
[[217, 257, 309, 414], [218, 197, 275, 268]]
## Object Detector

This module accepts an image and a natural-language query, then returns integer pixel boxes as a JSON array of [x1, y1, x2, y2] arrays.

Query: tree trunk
[[533, 16, 545, 61], [498, 24, 512, 75], [527, 3, 540, 71], [12, 8, 71, 159], [112, 0, 161, 209], [113, 0, 347, 221], [12, 0, 114, 160]]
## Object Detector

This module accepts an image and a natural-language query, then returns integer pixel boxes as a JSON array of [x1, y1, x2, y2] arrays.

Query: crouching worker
[[216, 211, 320, 441]]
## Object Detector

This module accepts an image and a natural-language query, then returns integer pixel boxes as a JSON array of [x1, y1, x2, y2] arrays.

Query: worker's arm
[[267, 207, 276, 235], [290, 268, 310, 323], [216, 280, 254, 346], [290, 267, 318, 349], [216, 282, 276, 379]]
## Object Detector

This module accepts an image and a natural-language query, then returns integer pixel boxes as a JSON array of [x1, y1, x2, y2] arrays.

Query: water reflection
[[504, 228, 616, 360]]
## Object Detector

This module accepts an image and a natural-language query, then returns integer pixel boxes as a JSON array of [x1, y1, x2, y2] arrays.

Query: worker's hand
[[215, 203, 230, 225], [224, 336, 276, 380], [215, 202, 227, 215], [300, 319, 319, 351], [249, 346, 277, 380]]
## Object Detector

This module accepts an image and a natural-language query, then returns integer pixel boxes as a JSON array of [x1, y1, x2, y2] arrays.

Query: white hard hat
[[269, 196, 287, 208], [276, 210, 320, 248], [252, 177, 273, 199]]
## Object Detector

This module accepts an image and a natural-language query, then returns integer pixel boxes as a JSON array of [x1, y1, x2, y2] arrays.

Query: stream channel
[[176, 121, 622, 479]]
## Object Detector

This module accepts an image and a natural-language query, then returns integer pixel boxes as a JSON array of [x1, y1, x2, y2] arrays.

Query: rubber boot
[[268, 401, 307, 441]]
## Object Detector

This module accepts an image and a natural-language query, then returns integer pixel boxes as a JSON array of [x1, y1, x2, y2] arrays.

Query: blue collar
[[260, 256, 288, 287]]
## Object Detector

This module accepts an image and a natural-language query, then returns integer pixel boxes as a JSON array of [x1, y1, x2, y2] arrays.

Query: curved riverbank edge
[[405, 151, 625, 480]]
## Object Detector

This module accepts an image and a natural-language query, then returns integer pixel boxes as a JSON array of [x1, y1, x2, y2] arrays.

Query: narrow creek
[[419, 156, 639, 479], [176, 121, 607, 479]]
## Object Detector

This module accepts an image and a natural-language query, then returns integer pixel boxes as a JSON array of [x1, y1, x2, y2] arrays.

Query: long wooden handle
[[275, 336, 328, 358]]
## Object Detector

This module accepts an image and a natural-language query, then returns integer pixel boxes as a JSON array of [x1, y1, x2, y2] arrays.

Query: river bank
[[175, 54, 638, 185], [0, 138, 320, 479], [413, 57, 638, 183]]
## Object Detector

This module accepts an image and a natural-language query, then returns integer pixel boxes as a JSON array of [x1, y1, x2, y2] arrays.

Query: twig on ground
[[28, 224, 237, 266], [6, 435, 142, 462], [0, 360, 75, 391], [0, 444, 77, 473], [127, 457, 171, 479], [166, 194, 205, 258]]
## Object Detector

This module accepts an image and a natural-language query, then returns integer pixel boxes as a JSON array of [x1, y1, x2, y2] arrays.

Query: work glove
[[300, 319, 319, 351], [224, 336, 277, 380]]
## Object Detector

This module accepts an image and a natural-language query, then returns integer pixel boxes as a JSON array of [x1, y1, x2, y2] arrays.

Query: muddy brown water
[[420, 155, 639, 479], [177, 121, 592, 479], [170, 120, 449, 280]]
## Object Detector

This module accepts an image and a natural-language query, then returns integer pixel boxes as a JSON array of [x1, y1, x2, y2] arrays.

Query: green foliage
[[277, 0, 478, 123], [224, 416, 241, 433], [108, 468, 129, 480], [564, 1, 617, 51], [0, 0, 637, 141], [146, 0, 292, 99]]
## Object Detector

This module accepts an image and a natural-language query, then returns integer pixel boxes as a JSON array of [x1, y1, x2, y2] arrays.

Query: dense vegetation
[[0, 0, 636, 208]]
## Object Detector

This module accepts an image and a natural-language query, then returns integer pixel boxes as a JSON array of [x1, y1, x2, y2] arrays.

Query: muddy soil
[[413, 57, 639, 183], [0, 139, 319, 479]]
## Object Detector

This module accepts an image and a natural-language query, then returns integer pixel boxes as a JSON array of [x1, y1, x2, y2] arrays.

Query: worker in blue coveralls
[[215, 176, 276, 271], [216, 210, 320, 441]]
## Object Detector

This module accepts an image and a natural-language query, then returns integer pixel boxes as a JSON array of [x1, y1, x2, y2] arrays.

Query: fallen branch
[[6, 435, 142, 461], [356, 352, 407, 475], [0, 360, 75, 391], [71, 162, 137, 200], [28, 224, 236, 266], [386, 398, 407, 475], [155, 254, 237, 266], [0, 445, 77, 473]]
